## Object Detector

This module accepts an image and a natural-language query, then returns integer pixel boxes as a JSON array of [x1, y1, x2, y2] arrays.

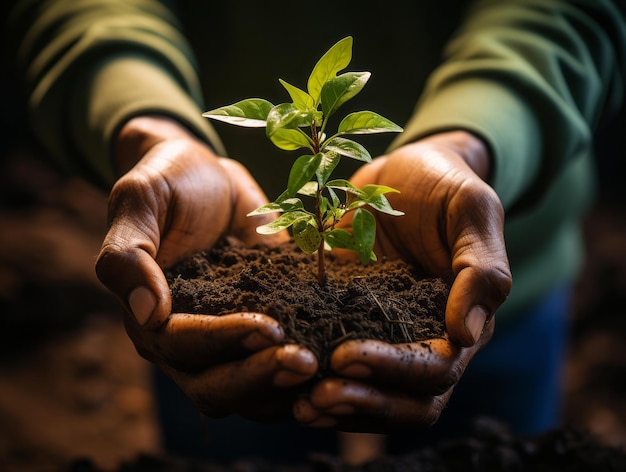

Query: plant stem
[[315, 185, 326, 285], [311, 121, 326, 285], [317, 238, 326, 285]]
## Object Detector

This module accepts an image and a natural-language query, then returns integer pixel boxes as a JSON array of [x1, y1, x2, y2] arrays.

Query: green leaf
[[247, 198, 303, 216], [327, 187, 341, 209], [273, 189, 291, 203], [324, 228, 357, 251], [288, 153, 323, 197], [307, 36, 353, 105], [322, 194, 346, 221], [202, 98, 273, 127], [319, 195, 329, 216], [298, 181, 318, 196], [266, 103, 314, 137], [361, 185, 404, 216], [368, 195, 405, 216], [279, 79, 315, 110], [255, 210, 311, 234], [316, 151, 341, 186], [321, 72, 370, 117], [323, 136, 371, 163], [293, 220, 322, 254], [337, 111, 404, 135], [269, 128, 311, 150], [349, 191, 405, 216], [324, 204, 346, 229], [326, 179, 364, 197], [361, 184, 401, 198], [352, 208, 377, 264]]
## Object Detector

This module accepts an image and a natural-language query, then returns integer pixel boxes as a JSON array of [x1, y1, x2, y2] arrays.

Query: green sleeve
[[392, 0, 626, 211], [8, 0, 225, 188]]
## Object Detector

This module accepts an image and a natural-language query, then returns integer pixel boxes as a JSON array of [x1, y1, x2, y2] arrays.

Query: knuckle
[[94, 244, 126, 285], [404, 399, 444, 429], [425, 396, 447, 426], [439, 365, 463, 394], [484, 263, 513, 305]]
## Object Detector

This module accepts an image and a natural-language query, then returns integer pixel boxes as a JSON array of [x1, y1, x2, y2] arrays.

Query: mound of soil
[[72, 417, 626, 471], [165, 236, 449, 370]]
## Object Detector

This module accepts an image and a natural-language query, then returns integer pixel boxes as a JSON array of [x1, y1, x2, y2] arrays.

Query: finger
[[126, 312, 284, 371], [446, 264, 507, 346], [95, 168, 173, 328], [164, 344, 318, 420], [446, 187, 511, 346], [294, 378, 451, 432], [97, 240, 171, 329], [329, 339, 465, 396]]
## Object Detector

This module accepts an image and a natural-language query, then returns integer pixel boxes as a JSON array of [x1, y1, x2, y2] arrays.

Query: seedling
[[203, 36, 404, 284]]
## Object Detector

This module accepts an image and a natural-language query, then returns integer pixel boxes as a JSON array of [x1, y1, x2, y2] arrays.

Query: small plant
[[203, 36, 404, 284]]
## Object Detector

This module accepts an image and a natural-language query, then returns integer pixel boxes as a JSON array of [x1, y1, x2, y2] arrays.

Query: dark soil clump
[[71, 418, 626, 471], [165, 236, 449, 370]]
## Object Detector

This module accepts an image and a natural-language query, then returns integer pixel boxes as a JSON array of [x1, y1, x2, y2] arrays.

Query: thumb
[[446, 263, 511, 347], [96, 221, 172, 329]]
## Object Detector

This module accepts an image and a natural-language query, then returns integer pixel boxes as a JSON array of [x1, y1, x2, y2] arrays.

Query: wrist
[[114, 115, 201, 176], [421, 130, 491, 181]]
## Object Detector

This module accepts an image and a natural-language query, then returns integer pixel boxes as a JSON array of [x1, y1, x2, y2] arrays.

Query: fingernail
[[128, 286, 156, 325], [278, 345, 318, 371], [466, 305, 487, 344], [338, 363, 372, 378]]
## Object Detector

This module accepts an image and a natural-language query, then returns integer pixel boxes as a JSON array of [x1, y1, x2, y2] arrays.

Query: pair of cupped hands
[[95, 115, 511, 433]]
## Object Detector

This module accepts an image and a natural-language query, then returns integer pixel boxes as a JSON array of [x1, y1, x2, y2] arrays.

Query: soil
[[1, 148, 626, 472], [72, 418, 626, 472], [165, 236, 448, 372]]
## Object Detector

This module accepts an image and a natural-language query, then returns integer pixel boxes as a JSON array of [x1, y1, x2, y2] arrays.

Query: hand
[[293, 130, 511, 431], [96, 116, 317, 421]]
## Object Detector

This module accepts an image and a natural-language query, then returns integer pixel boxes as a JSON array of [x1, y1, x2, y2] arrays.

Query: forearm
[[115, 115, 218, 177], [394, 0, 626, 211], [8, 0, 224, 188], [414, 131, 491, 181]]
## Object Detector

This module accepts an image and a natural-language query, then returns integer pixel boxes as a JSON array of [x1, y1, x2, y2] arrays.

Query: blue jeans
[[154, 285, 571, 462]]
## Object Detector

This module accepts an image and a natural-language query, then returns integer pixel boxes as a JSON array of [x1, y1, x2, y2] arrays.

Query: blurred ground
[[0, 145, 625, 471], [564, 203, 626, 446], [0, 149, 162, 471]]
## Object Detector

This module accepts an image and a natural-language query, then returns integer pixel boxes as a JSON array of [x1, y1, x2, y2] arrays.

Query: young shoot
[[203, 36, 404, 284]]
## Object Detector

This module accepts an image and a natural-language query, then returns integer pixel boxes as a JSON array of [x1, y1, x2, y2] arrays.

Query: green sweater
[[6, 0, 626, 319]]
